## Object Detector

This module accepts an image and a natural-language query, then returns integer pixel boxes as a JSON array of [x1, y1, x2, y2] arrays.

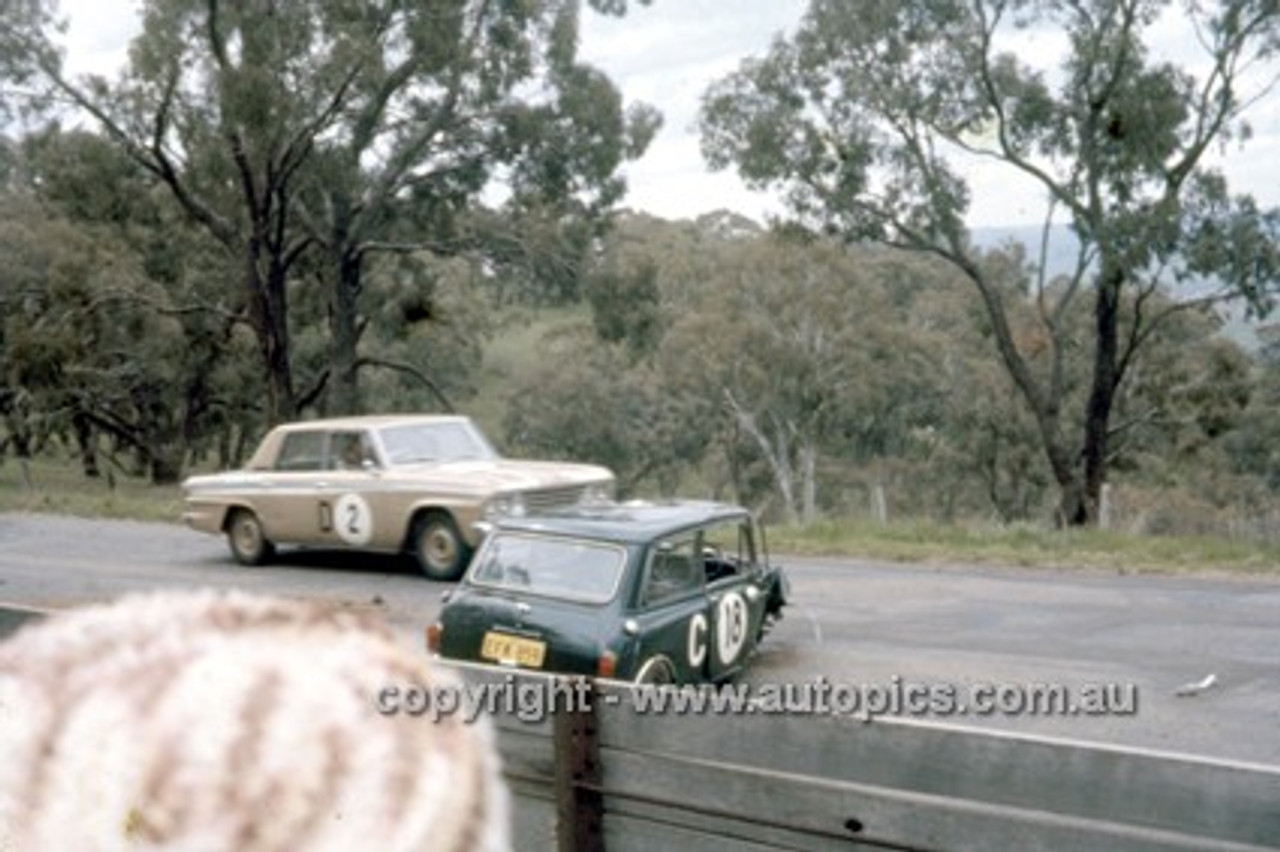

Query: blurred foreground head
[[0, 591, 509, 852]]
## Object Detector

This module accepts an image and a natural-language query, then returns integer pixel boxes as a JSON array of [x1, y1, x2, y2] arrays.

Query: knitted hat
[[0, 590, 510, 851]]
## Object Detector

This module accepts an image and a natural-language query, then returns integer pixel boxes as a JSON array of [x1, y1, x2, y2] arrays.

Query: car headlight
[[483, 497, 508, 520], [582, 482, 614, 505], [484, 493, 526, 520]]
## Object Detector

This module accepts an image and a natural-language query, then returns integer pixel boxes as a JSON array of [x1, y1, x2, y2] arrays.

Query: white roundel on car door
[[335, 493, 374, 545], [715, 591, 749, 665]]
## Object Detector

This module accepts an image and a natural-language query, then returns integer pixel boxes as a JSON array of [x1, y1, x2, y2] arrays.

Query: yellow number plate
[[480, 632, 546, 668]]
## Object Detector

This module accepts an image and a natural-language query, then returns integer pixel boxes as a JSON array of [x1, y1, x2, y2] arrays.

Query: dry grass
[[0, 456, 182, 523], [768, 517, 1280, 577]]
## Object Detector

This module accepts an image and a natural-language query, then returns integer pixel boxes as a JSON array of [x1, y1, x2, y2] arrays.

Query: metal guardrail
[[454, 666, 1280, 852]]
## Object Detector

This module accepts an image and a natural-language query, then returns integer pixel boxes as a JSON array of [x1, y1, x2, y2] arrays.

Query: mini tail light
[[426, 623, 442, 653], [596, 650, 617, 679]]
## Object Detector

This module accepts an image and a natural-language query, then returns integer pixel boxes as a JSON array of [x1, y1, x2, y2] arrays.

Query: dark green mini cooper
[[429, 500, 790, 684]]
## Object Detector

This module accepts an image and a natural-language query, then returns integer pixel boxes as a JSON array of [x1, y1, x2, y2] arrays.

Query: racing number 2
[[333, 493, 373, 546]]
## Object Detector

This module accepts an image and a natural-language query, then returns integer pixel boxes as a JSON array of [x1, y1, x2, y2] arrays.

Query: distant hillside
[[971, 224, 1267, 353], [971, 224, 1081, 280]]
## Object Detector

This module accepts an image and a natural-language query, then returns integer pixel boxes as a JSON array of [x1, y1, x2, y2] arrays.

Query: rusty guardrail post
[[552, 676, 604, 852]]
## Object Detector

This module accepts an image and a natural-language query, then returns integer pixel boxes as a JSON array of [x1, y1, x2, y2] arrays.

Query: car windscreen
[[469, 533, 625, 604], [378, 421, 497, 464]]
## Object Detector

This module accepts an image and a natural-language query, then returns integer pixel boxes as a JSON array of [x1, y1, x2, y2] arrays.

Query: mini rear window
[[469, 533, 626, 603]]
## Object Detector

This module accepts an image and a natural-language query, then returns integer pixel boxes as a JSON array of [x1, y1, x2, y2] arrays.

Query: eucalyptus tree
[[296, 0, 660, 413], [0, 0, 57, 122], [503, 326, 714, 496], [32, 0, 656, 423], [1, 128, 257, 482], [1223, 341, 1280, 497], [701, 0, 1280, 525], [662, 235, 918, 523]]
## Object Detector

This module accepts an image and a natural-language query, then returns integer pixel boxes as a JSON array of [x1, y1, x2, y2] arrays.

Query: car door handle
[[315, 481, 330, 489]]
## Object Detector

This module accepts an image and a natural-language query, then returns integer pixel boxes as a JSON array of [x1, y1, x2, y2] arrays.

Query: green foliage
[[0, 128, 261, 482], [699, 0, 1280, 525], [586, 259, 663, 357], [27, 0, 660, 422], [495, 207, 1280, 535], [1221, 354, 1280, 492], [503, 322, 713, 494], [5, 0, 1280, 546], [0, 0, 60, 122]]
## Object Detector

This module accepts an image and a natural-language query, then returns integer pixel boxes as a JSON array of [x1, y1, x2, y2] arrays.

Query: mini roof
[[270, 414, 471, 431], [492, 500, 752, 544]]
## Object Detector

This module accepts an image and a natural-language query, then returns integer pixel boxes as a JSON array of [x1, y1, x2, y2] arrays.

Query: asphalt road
[[1, 512, 1277, 766]]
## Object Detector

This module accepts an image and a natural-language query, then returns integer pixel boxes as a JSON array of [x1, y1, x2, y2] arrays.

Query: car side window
[[740, 521, 759, 572], [329, 431, 375, 471], [641, 535, 701, 607], [701, 520, 756, 584], [275, 431, 327, 471]]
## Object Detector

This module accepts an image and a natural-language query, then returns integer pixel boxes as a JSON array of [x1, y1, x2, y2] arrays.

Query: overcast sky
[[60, 1, 1280, 230], [577, 0, 805, 224]]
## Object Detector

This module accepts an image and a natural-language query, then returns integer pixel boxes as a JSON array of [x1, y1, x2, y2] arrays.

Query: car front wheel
[[411, 512, 471, 581], [226, 509, 274, 566]]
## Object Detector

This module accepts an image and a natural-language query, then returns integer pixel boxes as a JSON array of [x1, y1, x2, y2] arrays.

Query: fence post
[[553, 677, 604, 852], [872, 484, 888, 524]]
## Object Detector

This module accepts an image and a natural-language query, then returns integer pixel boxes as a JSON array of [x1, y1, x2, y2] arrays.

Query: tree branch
[[354, 357, 455, 411]]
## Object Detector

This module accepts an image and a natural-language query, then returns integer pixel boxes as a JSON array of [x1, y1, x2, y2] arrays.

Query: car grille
[[524, 485, 591, 514]]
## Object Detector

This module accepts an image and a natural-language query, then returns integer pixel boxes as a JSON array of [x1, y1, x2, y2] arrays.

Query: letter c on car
[[687, 613, 708, 668]]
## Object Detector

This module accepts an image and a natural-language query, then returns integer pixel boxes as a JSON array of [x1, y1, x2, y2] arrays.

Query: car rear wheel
[[226, 509, 274, 566], [634, 656, 676, 686], [411, 511, 471, 581]]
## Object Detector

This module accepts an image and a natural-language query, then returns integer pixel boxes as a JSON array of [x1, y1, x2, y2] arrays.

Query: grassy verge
[[768, 517, 1280, 577], [0, 457, 182, 523], [3, 456, 1278, 577]]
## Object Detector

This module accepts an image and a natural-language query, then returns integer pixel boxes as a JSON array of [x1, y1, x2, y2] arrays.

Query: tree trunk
[[329, 244, 363, 416], [72, 412, 99, 479], [1079, 263, 1124, 526], [233, 423, 252, 468], [245, 248, 295, 425], [772, 425, 798, 524], [962, 263, 1093, 527], [218, 424, 232, 470], [799, 439, 817, 525], [723, 390, 799, 523], [149, 449, 184, 485]]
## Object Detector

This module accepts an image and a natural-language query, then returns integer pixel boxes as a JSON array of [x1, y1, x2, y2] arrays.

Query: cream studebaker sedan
[[181, 415, 615, 580]]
